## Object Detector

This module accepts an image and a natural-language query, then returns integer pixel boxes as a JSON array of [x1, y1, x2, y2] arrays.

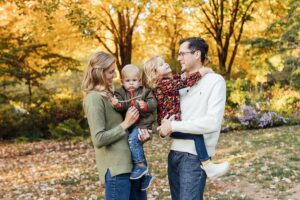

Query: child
[[143, 56, 230, 179], [111, 64, 157, 191]]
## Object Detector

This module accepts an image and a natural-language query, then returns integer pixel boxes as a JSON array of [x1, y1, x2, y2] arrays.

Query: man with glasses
[[158, 37, 227, 199]]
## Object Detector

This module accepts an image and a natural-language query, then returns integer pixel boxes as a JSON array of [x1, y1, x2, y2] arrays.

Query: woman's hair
[[81, 51, 116, 96], [143, 56, 162, 89]]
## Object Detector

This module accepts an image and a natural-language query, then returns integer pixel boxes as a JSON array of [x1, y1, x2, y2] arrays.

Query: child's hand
[[137, 100, 147, 110], [111, 96, 119, 106], [199, 67, 214, 76], [181, 72, 187, 80]]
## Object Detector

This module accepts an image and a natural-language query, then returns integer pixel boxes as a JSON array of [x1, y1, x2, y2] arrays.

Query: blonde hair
[[143, 56, 162, 89], [81, 51, 116, 97], [121, 64, 141, 78]]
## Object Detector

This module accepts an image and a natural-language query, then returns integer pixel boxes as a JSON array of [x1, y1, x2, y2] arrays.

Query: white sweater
[[171, 73, 226, 156]]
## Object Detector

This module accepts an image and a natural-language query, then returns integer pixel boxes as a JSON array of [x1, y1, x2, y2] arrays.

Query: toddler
[[111, 64, 157, 190]]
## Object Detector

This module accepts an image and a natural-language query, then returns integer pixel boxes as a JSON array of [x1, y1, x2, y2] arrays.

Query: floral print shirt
[[154, 72, 202, 125]]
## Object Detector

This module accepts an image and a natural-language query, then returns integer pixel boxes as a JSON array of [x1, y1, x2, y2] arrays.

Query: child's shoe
[[141, 174, 155, 191], [201, 161, 230, 179], [130, 165, 148, 180]]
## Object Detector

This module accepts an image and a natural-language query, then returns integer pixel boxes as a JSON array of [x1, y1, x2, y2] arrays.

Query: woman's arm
[[85, 94, 139, 148]]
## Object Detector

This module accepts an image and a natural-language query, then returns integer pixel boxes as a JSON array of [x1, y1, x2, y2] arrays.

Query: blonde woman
[[82, 51, 150, 199]]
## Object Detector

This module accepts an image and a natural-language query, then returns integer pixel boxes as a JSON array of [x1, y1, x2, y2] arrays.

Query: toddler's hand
[[199, 67, 214, 76], [137, 100, 147, 110], [181, 72, 187, 80], [111, 96, 119, 106]]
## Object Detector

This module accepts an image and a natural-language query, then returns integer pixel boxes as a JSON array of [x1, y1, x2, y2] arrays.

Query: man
[[158, 37, 227, 199]]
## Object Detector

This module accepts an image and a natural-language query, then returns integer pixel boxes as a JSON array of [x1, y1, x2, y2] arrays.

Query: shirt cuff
[[171, 121, 181, 132], [140, 103, 148, 112]]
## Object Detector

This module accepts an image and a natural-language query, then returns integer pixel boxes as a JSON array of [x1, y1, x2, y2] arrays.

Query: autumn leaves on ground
[[1, 125, 300, 200]]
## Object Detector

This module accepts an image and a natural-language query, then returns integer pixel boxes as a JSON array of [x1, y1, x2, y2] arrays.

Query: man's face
[[122, 73, 140, 90], [177, 41, 197, 73]]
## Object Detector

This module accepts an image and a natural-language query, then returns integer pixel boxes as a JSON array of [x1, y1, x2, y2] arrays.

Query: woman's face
[[156, 57, 172, 77], [104, 63, 117, 86]]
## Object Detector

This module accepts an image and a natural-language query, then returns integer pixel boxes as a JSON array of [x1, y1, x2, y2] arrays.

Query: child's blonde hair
[[143, 56, 162, 89], [121, 64, 141, 79]]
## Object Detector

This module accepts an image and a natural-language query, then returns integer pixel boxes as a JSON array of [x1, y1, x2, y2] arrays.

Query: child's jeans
[[128, 127, 146, 164], [171, 132, 210, 161]]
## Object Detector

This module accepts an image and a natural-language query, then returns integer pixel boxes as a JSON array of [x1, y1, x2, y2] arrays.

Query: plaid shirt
[[154, 72, 202, 125]]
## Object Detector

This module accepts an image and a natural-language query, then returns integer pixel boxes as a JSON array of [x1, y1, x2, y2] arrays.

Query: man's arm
[[171, 78, 226, 135]]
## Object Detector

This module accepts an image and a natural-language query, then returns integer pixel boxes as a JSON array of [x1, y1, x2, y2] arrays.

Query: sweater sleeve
[[171, 78, 226, 135], [141, 89, 157, 113], [85, 94, 127, 148], [114, 90, 129, 112]]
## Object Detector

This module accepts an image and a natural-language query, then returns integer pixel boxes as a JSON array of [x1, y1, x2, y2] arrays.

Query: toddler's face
[[122, 74, 140, 90], [156, 58, 172, 77]]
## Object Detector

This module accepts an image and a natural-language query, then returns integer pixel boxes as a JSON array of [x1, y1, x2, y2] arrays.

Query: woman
[[82, 51, 150, 199]]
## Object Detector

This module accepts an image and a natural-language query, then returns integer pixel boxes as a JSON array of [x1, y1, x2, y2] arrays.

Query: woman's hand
[[121, 106, 139, 130], [138, 129, 151, 143]]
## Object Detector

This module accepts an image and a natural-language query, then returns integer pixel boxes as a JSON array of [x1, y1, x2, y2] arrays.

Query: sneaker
[[130, 165, 148, 180], [141, 174, 155, 191], [201, 161, 230, 179]]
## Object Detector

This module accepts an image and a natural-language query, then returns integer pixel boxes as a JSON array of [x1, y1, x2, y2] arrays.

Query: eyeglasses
[[178, 51, 196, 57]]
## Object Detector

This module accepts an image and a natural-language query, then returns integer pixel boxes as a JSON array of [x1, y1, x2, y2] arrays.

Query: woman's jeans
[[168, 150, 207, 200], [105, 169, 147, 200], [128, 127, 146, 164], [171, 132, 209, 161]]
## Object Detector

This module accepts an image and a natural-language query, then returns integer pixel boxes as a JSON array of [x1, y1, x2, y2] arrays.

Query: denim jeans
[[171, 132, 209, 161], [168, 150, 207, 200], [105, 169, 147, 200], [128, 127, 146, 163]]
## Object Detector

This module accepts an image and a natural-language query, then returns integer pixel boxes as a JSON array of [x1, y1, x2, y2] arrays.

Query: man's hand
[[138, 128, 151, 143], [157, 115, 174, 137]]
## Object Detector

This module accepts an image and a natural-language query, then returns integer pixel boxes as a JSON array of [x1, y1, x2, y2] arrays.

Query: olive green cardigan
[[84, 91, 132, 183]]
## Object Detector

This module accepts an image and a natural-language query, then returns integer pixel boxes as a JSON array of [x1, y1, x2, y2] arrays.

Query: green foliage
[[268, 84, 300, 115], [226, 78, 252, 106], [291, 67, 300, 89], [245, 0, 299, 87], [39, 95, 84, 125], [49, 118, 87, 140], [0, 91, 87, 140], [0, 104, 44, 139], [0, 30, 80, 104]]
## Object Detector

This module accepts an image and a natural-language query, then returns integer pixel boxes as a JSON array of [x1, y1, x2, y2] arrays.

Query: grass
[[0, 125, 299, 199]]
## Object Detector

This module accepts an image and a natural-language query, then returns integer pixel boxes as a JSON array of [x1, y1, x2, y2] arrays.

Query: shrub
[[0, 104, 44, 139], [49, 118, 87, 140], [269, 85, 300, 115], [236, 105, 288, 129]]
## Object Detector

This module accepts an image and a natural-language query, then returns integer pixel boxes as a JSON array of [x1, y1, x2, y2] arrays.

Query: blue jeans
[[128, 127, 146, 164], [171, 132, 209, 161], [105, 169, 147, 200], [168, 150, 207, 200]]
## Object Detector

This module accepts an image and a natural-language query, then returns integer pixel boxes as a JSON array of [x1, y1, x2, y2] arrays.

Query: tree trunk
[[27, 78, 32, 106]]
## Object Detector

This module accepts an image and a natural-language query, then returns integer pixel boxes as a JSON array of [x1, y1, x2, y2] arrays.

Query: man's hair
[[179, 37, 209, 63]]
